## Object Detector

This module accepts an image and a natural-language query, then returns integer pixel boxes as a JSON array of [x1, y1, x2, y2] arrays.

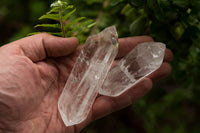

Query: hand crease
[[44, 112, 53, 133], [41, 37, 48, 59]]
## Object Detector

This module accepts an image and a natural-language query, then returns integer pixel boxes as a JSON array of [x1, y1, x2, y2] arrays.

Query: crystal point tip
[[99, 42, 166, 97]]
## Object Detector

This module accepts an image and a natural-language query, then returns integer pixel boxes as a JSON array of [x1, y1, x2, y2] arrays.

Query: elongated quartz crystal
[[99, 42, 166, 97], [58, 26, 118, 126]]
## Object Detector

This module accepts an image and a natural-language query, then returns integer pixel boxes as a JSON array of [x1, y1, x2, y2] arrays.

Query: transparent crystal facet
[[99, 42, 166, 97], [58, 26, 118, 126]]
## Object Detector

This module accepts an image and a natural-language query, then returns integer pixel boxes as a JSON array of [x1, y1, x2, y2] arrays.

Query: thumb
[[12, 33, 79, 62]]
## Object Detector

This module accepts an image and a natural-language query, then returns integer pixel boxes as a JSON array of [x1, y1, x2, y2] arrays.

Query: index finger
[[117, 36, 154, 58]]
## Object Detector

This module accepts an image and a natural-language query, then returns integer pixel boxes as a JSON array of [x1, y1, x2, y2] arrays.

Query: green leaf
[[34, 23, 60, 29], [129, 16, 148, 36], [64, 17, 86, 30], [66, 19, 94, 37], [39, 14, 59, 21], [121, 4, 131, 15], [77, 22, 96, 35], [63, 5, 74, 10], [47, 7, 60, 14], [63, 9, 76, 21], [27, 32, 41, 36], [129, 0, 145, 7], [109, 0, 122, 6], [46, 5, 73, 15], [170, 22, 185, 40], [27, 32, 62, 36], [49, 32, 63, 36]]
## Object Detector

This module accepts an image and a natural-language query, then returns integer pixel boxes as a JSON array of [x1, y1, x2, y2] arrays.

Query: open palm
[[0, 33, 172, 133]]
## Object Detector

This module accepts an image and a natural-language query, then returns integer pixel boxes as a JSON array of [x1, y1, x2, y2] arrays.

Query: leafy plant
[[29, 0, 95, 42]]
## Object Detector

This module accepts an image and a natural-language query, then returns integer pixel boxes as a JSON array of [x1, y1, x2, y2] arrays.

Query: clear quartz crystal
[[58, 26, 118, 126], [99, 42, 166, 97]]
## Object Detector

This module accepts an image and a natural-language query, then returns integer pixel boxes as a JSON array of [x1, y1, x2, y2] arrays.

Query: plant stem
[[59, 5, 65, 37]]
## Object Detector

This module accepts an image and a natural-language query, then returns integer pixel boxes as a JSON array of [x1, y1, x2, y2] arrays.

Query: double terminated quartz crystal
[[99, 42, 166, 97], [58, 26, 118, 126], [58, 25, 166, 126]]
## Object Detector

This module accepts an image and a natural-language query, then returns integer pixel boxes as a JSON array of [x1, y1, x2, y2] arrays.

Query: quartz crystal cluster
[[58, 26, 119, 126], [99, 42, 166, 97], [58, 26, 166, 127]]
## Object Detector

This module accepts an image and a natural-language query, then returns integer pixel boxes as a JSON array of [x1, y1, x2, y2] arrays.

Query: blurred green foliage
[[0, 0, 200, 133]]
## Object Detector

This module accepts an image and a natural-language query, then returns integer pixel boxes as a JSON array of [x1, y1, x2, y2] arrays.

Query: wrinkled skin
[[0, 33, 173, 133]]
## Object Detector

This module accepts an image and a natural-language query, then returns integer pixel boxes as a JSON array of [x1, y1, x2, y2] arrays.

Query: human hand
[[0, 33, 172, 133]]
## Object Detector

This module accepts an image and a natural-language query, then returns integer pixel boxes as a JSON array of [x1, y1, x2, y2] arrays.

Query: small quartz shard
[[99, 42, 166, 97], [58, 26, 118, 126]]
